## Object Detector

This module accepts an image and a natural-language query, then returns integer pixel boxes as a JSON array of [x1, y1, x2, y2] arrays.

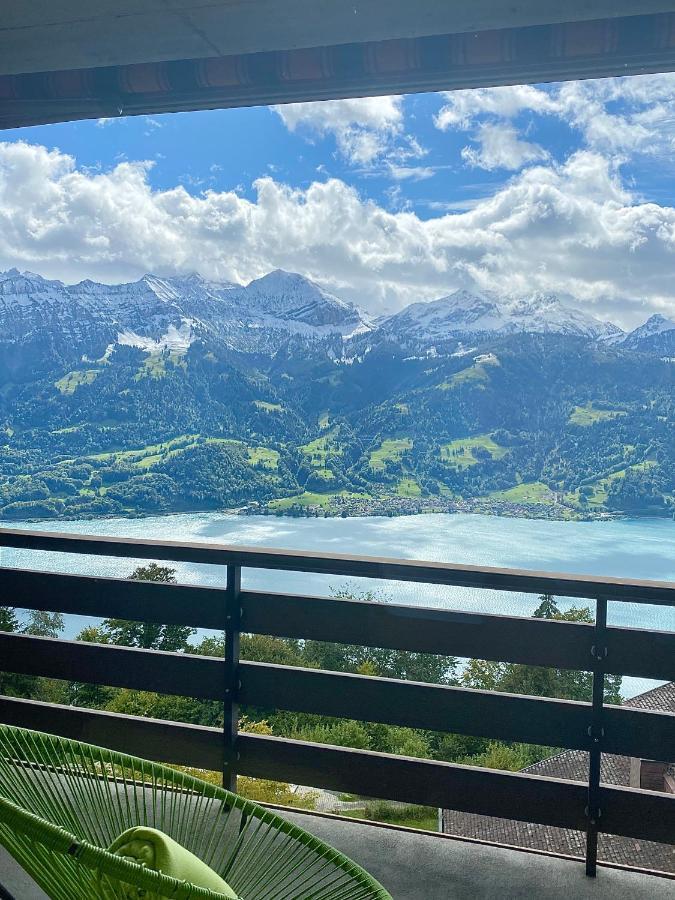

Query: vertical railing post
[[585, 595, 608, 877], [223, 563, 241, 793]]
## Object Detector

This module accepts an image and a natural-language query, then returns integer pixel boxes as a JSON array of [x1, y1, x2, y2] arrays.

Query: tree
[[0, 605, 30, 696], [22, 609, 64, 637], [0, 606, 64, 696], [533, 594, 559, 619], [302, 589, 458, 685], [68, 625, 117, 709], [462, 598, 622, 704], [96, 564, 195, 652], [0, 606, 20, 634]]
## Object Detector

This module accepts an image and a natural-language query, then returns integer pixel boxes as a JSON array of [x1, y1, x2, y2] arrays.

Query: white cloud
[[386, 164, 438, 181], [436, 74, 675, 162], [461, 123, 549, 172], [2, 141, 675, 327], [273, 96, 417, 165], [435, 85, 556, 131]]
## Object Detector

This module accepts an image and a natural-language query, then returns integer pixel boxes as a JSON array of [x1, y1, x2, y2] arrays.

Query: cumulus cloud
[[435, 85, 557, 131], [2, 140, 675, 327], [436, 74, 675, 162], [272, 96, 419, 165], [461, 123, 549, 171]]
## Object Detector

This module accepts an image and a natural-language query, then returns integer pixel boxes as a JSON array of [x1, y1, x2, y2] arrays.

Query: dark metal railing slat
[[585, 597, 608, 877], [223, 564, 241, 793]]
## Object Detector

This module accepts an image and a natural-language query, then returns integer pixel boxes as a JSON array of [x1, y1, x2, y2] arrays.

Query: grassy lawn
[[569, 402, 627, 426], [90, 434, 199, 465], [396, 477, 421, 497], [339, 806, 437, 832], [269, 491, 335, 510], [369, 438, 412, 472], [269, 490, 368, 511], [134, 453, 163, 469], [581, 459, 658, 506], [134, 351, 185, 381], [490, 481, 555, 503], [55, 370, 100, 394], [440, 433, 508, 469], [437, 354, 499, 391], [51, 424, 87, 434], [247, 446, 279, 469], [300, 431, 342, 467], [86, 434, 279, 473]]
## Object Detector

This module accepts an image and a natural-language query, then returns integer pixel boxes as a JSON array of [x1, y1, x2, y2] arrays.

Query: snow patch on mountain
[[117, 319, 196, 352], [4, 267, 675, 359]]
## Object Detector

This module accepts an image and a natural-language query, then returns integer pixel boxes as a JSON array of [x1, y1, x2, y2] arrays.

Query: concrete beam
[[3, 1, 675, 76]]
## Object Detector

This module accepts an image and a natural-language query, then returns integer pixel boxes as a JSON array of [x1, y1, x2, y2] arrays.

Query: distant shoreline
[[4, 501, 666, 527]]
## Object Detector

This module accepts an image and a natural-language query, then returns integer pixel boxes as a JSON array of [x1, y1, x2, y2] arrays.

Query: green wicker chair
[[0, 725, 392, 900]]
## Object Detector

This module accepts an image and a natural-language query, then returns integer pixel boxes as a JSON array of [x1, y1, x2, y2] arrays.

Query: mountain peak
[[248, 269, 323, 293], [638, 313, 675, 331], [382, 288, 622, 343], [242, 270, 373, 335], [620, 312, 675, 352]]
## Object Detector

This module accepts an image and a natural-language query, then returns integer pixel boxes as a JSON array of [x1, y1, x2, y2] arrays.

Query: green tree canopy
[[91, 564, 196, 652]]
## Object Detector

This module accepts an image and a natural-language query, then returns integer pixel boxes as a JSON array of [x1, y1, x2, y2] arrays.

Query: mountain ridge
[[5, 267, 672, 364]]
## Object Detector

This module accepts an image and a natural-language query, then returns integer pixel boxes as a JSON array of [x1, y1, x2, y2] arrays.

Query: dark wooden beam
[[1, 565, 673, 680], [2, 529, 673, 605], [2, 633, 673, 762], [1, 696, 672, 843]]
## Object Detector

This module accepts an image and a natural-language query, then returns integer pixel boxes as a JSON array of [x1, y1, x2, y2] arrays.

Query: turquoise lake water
[[3, 512, 673, 697]]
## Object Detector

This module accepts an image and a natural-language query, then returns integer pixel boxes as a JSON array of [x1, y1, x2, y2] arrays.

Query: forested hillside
[[1, 268, 673, 521]]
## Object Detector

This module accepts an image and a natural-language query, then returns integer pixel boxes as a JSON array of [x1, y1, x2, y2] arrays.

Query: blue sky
[[5, 95, 516, 215], [2, 76, 675, 326]]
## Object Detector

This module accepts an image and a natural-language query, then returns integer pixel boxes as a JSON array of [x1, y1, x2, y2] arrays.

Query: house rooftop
[[443, 682, 675, 874]]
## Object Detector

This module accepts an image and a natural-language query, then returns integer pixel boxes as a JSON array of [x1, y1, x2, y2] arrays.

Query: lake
[[2, 512, 674, 697]]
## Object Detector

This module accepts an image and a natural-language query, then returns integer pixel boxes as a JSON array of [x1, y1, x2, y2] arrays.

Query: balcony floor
[[277, 809, 673, 900], [2, 809, 672, 899]]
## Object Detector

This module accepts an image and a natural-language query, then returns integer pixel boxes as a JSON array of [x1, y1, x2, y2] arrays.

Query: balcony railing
[[0, 527, 673, 880]]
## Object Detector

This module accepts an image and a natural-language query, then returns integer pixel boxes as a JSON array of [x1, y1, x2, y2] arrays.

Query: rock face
[[235, 270, 373, 335]]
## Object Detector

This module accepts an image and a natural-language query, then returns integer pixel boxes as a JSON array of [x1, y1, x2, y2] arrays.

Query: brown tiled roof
[[623, 681, 675, 712], [443, 682, 675, 874]]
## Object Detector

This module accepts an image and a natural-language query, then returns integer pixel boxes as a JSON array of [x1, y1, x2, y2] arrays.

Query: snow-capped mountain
[[235, 270, 373, 337], [4, 267, 674, 371], [620, 314, 675, 354], [378, 289, 623, 347], [0, 268, 373, 361]]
